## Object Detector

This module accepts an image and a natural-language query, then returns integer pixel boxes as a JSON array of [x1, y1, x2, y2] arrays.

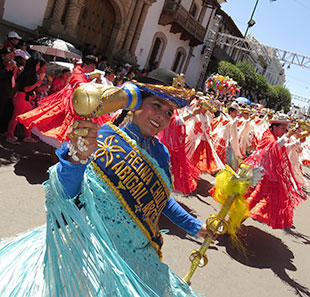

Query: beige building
[[0, 0, 224, 86], [0, 0, 157, 64], [42, 0, 158, 64]]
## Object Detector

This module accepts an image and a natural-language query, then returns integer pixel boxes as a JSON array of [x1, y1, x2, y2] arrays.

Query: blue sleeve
[[55, 143, 87, 198], [162, 196, 203, 237]]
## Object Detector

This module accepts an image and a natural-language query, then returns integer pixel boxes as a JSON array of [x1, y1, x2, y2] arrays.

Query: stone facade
[[41, 0, 156, 64]]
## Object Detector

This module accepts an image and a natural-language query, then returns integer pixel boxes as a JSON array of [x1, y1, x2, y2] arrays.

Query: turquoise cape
[[0, 124, 202, 297]]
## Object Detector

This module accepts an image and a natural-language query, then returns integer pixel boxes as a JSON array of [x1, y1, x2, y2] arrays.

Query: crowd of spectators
[[0, 29, 154, 145]]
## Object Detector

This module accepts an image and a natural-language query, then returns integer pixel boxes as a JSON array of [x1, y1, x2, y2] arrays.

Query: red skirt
[[303, 160, 310, 166], [246, 177, 296, 229], [191, 140, 221, 174], [169, 145, 200, 194], [18, 86, 111, 143]]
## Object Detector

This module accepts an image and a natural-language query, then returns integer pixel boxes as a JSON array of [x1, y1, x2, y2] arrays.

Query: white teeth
[[149, 119, 159, 128]]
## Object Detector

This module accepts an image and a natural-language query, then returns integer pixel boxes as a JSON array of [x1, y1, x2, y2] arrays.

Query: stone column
[[64, 0, 84, 31], [44, 0, 56, 19], [51, 0, 67, 22], [122, 0, 144, 52], [129, 2, 151, 54]]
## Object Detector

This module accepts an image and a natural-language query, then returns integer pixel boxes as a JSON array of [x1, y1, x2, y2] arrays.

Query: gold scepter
[[184, 144, 264, 284]]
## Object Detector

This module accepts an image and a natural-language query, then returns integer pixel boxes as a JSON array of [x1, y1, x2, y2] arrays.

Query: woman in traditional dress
[[285, 134, 308, 187], [185, 97, 224, 174], [157, 109, 200, 194], [6, 58, 41, 144], [0, 79, 211, 296], [212, 102, 242, 163], [238, 108, 256, 158], [17, 55, 110, 148], [301, 135, 310, 167], [245, 113, 306, 229]]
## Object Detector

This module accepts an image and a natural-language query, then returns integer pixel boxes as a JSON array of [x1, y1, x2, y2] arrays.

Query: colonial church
[[0, 0, 226, 87], [41, 0, 156, 65]]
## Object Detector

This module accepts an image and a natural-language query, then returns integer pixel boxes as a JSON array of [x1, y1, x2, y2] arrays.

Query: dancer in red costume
[[245, 113, 306, 229], [157, 110, 200, 194], [18, 55, 111, 147]]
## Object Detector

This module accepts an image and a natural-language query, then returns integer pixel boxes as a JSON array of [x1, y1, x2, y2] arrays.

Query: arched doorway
[[76, 0, 115, 54], [171, 47, 186, 73], [146, 32, 167, 70]]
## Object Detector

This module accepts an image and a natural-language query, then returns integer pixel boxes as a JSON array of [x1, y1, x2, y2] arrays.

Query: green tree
[[265, 84, 277, 108], [255, 73, 269, 98], [236, 62, 257, 93], [273, 86, 291, 112], [217, 61, 245, 86]]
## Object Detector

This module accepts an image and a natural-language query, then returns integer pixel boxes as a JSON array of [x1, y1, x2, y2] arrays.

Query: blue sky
[[221, 0, 310, 108]]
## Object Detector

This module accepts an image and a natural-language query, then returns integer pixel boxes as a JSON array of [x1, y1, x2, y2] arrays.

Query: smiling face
[[132, 96, 174, 138]]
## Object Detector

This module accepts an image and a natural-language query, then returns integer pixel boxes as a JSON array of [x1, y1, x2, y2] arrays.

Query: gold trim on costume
[[107, 122, 171, 198], [91, 161, 162, 259]]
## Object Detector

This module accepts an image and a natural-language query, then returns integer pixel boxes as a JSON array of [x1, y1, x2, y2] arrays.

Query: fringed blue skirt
[[0, 165, 202, 297]]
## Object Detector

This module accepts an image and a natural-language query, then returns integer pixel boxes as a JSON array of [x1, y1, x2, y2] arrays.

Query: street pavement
[[0, 137, 309, 297]]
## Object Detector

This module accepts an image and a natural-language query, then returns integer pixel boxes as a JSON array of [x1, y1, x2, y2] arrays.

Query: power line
[[292, 0, 310, 10], [291, 94, 310, 104]]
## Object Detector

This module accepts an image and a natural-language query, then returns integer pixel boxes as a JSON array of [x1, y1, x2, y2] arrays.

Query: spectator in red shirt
[[3, 31, 22, 50], [50, 69, 71, 94], [6, 58, 41, 144]]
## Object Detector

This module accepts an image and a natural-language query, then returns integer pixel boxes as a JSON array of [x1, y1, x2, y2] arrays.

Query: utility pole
[[244, 0, 260, 37]]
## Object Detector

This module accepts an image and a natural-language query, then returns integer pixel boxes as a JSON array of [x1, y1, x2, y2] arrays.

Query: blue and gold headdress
[[132, 81, 195, 108], [72, 74, 195, 118]]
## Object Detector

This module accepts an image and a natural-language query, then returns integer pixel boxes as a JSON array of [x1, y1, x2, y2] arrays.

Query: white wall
[[3, 0, 48, 30], [136, 1, 190, 71], [158, 26, 190, 69], [182, 0, 193, 11], [136, 0, 210, 87], [135, 1, 164, 68], [135, 0, 216, 88], [186, 44, 204, 88]]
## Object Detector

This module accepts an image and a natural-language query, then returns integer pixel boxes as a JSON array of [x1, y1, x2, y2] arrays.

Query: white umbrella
[[46, 61, 74, 76], [30, 38, 82, 60]]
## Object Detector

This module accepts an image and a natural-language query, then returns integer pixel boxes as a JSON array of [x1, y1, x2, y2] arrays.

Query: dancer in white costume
[[212, 102, 242, 163], [238, 108, 256, 158], [185, 98, 224, 174], [286, 134, 308, 186]]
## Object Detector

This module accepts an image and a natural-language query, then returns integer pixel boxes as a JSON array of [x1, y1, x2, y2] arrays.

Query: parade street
[[1, 138, 309, 297]]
